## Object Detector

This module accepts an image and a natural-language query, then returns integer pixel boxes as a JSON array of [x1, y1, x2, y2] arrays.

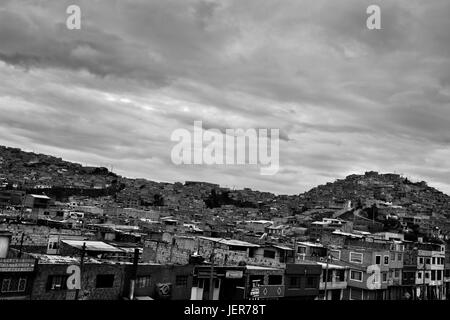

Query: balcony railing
[[0, 258, 35, 272], [319, 280, 347, 290]]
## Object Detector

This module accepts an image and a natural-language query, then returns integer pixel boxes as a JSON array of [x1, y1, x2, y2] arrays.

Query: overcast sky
[[1, 0, 450, 195]]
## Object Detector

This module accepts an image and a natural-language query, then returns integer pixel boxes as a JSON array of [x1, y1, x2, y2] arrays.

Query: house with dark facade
[[0, 231, 37, 300]]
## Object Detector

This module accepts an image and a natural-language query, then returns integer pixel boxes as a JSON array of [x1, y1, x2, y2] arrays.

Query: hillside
[[301, 171, 450, 218], [1, 146, 449, 221]]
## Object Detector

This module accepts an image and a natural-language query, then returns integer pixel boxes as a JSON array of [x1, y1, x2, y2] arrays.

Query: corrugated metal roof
[[272, 244, 294, 251], [199, 236, 260, 248], [316, 262, 347, 269], [246, 265, 283, 271], [61, 240, 124, 253], [29, 194, 51, 199]]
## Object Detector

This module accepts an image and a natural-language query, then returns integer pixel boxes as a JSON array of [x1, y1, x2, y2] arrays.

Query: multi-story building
[[445, 247, 450, 300], [415, 242, 446, 300], [386, 241, 404, 299], [190, 264, 285, 300], [403, 241, 446, 300], [0, 231, 37, 300], [340, 240, 390, 300], [316, 261, 348, 300]]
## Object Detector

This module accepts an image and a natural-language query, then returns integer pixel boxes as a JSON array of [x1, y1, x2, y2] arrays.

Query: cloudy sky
[[1, 0, 450, 195]]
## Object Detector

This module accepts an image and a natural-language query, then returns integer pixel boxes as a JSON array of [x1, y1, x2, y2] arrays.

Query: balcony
[[387, 278, 401, 286], [319, 280, 347, 290]]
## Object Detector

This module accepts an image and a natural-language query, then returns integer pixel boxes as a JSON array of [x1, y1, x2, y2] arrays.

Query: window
[[289, 277, 300, 288], [268, 275, 282, 285], [329, 250, 341, 260], [419, 257, 424, 264], [397, 253, 402, 261], [425, 272, 430, 279], [46, 275, 68, 291], [432, 257, 436, 265], [375, 255, 381, 265], [394, 270, 400, 278], [175, 275, 188, 287], [306, 277, 316, 288], [96, 274, 115, 288], [18, 278, 27, 292], [322, 269, 332, 282], [136, 276, 151, 288], [263, 250, 276, 259], [350, 287, 363, 300], [336, 270, 346, 282], [426, 258, 431, 265], [350, 270, 363, 282], [437, 271, 442, 281], [431, 270, 436, 281], [382, 272, 387, 282], [390, 252, 395, 261], [350, 252, 363, 264], [192, 278, 205, 288], [1, 278, 27, 293], [418, 272, 422, 279], [1, 279, 10, 293], [384, 256, 389, 265]]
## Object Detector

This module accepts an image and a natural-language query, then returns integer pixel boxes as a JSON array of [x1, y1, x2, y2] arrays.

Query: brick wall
[[143, 239, 287, 268], [31, 262, 126, 300], [142, 241, 191, 265], [1, 223, 83, 250], [123, 264, 193, 300]]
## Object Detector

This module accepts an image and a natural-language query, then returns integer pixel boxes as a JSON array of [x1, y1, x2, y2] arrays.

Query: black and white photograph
[[0, 0, 449, 314]]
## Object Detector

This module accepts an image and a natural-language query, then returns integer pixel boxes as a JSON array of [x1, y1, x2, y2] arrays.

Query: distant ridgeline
[[1, 145, 450, 218], [24, 186, 123, 202]]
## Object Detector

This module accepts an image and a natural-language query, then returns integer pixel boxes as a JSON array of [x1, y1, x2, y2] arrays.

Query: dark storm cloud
[[0, 0, 450, 194]]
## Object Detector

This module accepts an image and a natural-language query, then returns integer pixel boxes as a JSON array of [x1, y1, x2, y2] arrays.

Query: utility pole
[[129, 248, 140, 300], [422, 255, 427, 300], [323, 254, 331, 300], [208, 241, 216, 300], [18, 233, 25, 258], [75, 242, 86, 300]]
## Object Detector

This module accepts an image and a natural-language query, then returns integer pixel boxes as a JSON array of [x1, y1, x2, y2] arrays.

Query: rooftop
[[29, 194, 51, 199], [199, 236, 260, 248], [61, 240, 124, 253]]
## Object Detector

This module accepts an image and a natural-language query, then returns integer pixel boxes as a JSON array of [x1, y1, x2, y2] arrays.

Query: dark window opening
[[268, 275, 282, 285], [1, 278, 27, 293], [46, 275, 68, 291], [175, 275, 188, 287], [306, 277, 316, 288], [136, 276, 151, 288], [96, 274, 115, 288], [289, 276, 300, 288], [263, 250, 276, 259]]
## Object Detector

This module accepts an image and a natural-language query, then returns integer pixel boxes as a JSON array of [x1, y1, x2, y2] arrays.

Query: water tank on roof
[[0, 231, 12, 258]]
